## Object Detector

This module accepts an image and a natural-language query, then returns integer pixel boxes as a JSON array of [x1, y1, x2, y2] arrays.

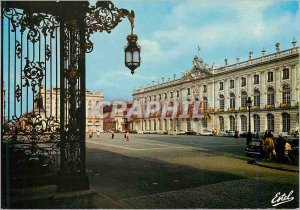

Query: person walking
[[126, 131, 130, 142], [88, 129, 93, 139], [97, 130, 100, 138], [264, 136, 275, 160], [111, 130, 115, 139], [284, 140, 292, 162]]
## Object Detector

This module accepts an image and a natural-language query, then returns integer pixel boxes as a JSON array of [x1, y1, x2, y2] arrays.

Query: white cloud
[[143, 0, 299, 66]]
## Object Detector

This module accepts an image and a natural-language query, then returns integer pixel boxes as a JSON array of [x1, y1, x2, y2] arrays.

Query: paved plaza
[[86, 133, 299, 208]]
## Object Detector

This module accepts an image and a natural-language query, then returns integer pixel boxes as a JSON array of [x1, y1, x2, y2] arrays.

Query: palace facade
[[132, 42, 299, 135]]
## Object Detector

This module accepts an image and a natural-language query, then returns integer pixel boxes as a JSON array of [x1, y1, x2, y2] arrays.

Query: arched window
[[229, 93, 236, 109], [267, 114, 274, 132], [144, 120, 147, 131], [241, 91, 247, 107], [159, 119, 162, 131], [219, 95, 225, 109], [149, 120, 151, 130], [88, 108, 92, 117], [229, 116, 235, 131], [203, 97, 208, 110], [282, 84, 291, 104], [88, 100, 92, 106], [282, 113, 290, 132], [240, 115, 247, 132], [253, 114, 260, 133], [267, 87, 275, 105], [219, 116, 224, 131], [153, 120, 156, 131], [202, 118, 207, 129], [186, 118, 191, 130], [254, 89, 260, 107]]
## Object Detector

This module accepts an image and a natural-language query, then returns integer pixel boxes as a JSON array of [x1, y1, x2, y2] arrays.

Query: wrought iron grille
[[1, 5, 62, 177], [1, 2, 136, 202], [1, 2, 89, 192]]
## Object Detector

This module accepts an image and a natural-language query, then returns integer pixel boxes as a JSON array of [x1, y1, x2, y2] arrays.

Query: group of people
[[260, 131, 293, 162], [88, 129, 131, 142], [88, 129, 100, 139], [110, 130, 130, 142]]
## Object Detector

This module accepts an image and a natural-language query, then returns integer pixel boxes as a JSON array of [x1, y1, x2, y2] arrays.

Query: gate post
[[58, 1, 89, 192]]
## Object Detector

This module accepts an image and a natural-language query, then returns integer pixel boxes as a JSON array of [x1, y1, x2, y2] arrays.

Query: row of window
[[218, 68, 290, 90], [219, 84, 291, 109], [88, 100, 100, 106], [142, 112, 293, 133], [219, 113, 291, 133], [144, 70, 291, 103]]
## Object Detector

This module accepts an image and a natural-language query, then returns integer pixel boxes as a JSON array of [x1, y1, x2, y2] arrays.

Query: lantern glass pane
[[133, 50, 140, 65], [125, 51, 132, 63]]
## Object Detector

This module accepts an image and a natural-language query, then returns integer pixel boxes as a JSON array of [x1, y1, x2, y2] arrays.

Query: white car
[[223, 130, 235, 137], [201, 130, 213, 136]]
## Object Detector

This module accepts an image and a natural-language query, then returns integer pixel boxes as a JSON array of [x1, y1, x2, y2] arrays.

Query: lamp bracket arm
[[85, 1, 135, 53]]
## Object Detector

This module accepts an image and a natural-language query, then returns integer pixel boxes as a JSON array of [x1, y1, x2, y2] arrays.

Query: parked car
[[245, 139, 263, 157], [200, 130, 213, 136], [239, 131, 248, 137], [176, 130, 186, 135], [126, 130, 137, 134], [223, 130, 235, 137], [282, 132, 292, 138], [185, 130, 197, 135]]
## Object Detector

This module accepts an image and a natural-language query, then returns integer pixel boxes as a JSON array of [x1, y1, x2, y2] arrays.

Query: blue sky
[[86, 0, 299, 100]]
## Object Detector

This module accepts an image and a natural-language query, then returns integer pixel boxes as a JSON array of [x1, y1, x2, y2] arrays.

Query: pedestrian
[[284, 140, 292, 162], [97, 130, 100, 138], [126, 131, 130, 141], [111, 130, 114, 139], [124, 133, 127, 141], [264, 136, 275, 160], [275, 135, 285, 163], [88, 129, 93, 139], [268, 130, 273, 138], [264, 130, 268, 138]]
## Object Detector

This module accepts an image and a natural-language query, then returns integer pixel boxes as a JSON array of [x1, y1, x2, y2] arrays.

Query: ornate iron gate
[[1, 1, 136, 204]]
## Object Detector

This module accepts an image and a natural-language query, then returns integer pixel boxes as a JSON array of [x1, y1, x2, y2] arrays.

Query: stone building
[[34, 88, 104, 132], [103, 102, 133, 132], [132, 41, 299, 135]]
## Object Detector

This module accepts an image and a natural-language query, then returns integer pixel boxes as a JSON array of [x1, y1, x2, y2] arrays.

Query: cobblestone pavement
[[120, 178, 299, 209], [86, 133, 299, 209]]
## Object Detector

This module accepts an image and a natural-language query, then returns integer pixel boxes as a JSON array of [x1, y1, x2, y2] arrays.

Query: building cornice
[[133, 47, 299, 96]]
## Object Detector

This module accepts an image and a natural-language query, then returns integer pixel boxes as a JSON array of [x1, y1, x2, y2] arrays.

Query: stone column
[[235, 76, 240, 109], [291, 64, 297, 106], [224, 79, 229, 110], [260, 113, 267, 133], [260, 71, 266, 109], [274, 111, 282, 134], [274, 68, 281, 107]]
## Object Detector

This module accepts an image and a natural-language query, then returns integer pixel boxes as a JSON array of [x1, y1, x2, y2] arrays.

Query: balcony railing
[[218, 108, 224, 112], [239, 106, 247, 111], [251, 106, 260, 110], [228, 108, 236, 112], [280, 103, 291, 108], [265, 104, 275, 109]]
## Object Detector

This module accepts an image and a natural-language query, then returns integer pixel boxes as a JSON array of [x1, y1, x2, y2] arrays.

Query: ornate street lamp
[[246, 96, 253, 144], [124, 21, 141, 74]]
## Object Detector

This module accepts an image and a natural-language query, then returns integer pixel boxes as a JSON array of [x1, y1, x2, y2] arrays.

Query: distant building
[[132, 41, 299, 135], [103, 102, 133, 132], [34, 87, 104, 132]]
